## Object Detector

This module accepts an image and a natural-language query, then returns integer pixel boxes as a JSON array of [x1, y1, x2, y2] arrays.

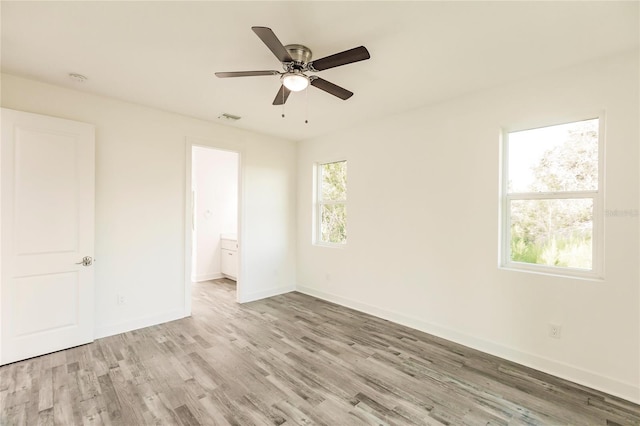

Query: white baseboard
[[296, 285, 640, 404], [94, 309, 187, 340], [240, 284, 295, 303], [193, 272, 223, 282]]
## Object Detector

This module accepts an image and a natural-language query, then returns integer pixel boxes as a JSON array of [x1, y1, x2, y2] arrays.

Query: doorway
[[184, 140, 241, 315]]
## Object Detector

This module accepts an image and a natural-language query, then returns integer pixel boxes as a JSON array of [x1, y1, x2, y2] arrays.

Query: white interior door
[[1, 108, 95, 365]]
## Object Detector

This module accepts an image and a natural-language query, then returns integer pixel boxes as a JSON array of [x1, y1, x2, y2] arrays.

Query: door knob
[[75, 256, 93, 266]]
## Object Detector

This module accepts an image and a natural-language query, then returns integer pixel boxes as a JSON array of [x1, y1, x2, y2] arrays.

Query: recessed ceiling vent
[[68, 73, 87, 83], [218, 113, 241, 121]]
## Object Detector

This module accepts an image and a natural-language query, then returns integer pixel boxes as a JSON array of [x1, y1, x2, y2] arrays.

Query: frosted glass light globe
[[282, 73, 309, 92]]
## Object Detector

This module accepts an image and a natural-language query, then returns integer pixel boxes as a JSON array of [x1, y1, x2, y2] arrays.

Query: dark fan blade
[[272, 85, 291, 105], [215, 70, 279, 78], [310, 77, 353, 100], [308, 46, 370, 71], [252, 26, 293, 63]]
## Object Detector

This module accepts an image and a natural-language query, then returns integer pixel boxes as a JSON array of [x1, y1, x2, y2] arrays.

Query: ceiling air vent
[[68, 73, 88, 83], [218, 113, 241, 121]]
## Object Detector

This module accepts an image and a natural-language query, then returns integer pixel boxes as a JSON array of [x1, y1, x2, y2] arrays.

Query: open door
[[1, 108, 95, 365]]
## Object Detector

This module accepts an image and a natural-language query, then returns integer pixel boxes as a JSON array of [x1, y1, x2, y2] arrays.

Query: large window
[[501, 117, 603, 277], [315, 160, 347, 245]]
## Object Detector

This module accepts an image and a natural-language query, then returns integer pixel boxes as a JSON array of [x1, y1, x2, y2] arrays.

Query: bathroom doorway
[[184, 141, 241, 315]]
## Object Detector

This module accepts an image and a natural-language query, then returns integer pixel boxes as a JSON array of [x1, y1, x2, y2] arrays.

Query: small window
[[315, 160, 347, 245], [501, 117, 603, 277]]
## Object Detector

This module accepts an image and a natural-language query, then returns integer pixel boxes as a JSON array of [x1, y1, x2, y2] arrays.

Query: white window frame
[[499, 114, 605, 280], [313, 159, 347, 247]]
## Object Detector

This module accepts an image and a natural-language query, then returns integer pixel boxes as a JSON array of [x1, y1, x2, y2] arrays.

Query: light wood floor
[[1, 279, 639, 425]]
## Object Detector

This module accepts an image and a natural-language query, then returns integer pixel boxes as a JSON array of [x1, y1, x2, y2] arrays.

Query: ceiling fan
[[215, 26, 370, 106]]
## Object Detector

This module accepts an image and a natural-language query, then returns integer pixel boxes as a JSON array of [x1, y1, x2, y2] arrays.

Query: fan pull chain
[[282, 87, 285, 118], [305, 85, 309, 124]]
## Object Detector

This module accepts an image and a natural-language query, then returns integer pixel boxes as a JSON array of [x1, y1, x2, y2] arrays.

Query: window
[[501, 117, 603, 277], [315, 160, 347, 245]]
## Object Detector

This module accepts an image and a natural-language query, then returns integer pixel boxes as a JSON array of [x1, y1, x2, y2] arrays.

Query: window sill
[[313, 242, 347, 249], [499, 263, 604, 282]]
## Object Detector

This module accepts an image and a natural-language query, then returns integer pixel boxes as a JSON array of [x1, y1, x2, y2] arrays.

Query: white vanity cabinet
[[220, 237, 238, 280]]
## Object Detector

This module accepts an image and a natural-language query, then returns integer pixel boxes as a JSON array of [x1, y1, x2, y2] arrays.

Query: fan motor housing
[[285, 44, 312, 64]]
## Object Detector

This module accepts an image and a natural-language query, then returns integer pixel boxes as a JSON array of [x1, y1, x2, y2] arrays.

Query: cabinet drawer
[[221, 249, 237, 280], [221, 239, 238, 251]]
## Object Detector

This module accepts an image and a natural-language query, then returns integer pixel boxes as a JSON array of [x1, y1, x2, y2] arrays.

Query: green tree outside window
[[318, 161, 347, 244]]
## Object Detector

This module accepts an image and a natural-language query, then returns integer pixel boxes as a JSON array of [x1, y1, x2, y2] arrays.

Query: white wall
[[1, 73, 297, 338], [1, 50, 637, 404], [192, 146, 238, 282], [296, 51, 639, 403]]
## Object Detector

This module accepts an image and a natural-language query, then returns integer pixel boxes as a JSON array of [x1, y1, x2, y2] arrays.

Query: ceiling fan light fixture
[[215, 27, 370, 106], [282, 72, 309, 92]]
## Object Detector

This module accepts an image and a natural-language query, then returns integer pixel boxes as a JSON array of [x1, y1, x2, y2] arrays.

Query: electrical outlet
[[117, 294, 126, 305], [549, 324, 562, 339]]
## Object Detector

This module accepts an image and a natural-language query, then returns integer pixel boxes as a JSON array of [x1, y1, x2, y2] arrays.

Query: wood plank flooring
[[1, 278, 639, 425]]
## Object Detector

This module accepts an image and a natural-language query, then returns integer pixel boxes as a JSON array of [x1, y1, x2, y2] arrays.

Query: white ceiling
[[2, 1, 638, 142]]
